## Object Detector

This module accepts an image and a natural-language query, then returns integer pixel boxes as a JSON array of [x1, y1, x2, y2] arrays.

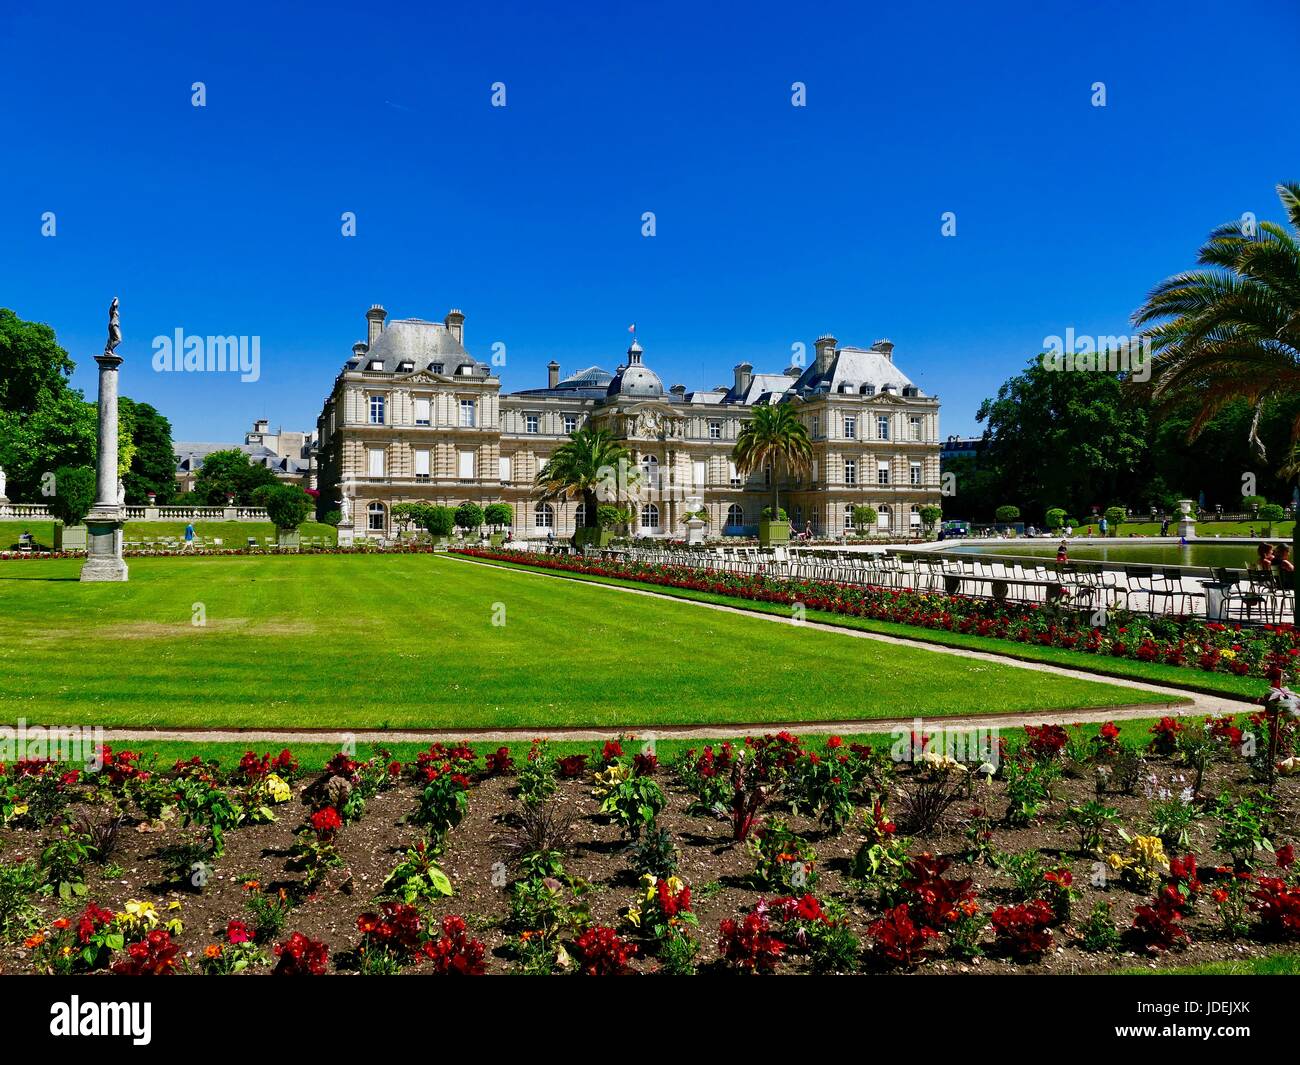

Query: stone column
[[80, 353, 129, 582]]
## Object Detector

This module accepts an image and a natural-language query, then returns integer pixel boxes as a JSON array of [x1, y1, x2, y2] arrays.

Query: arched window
[[534, 502, 554, 529], [878, 505, 892, 532], [641, 503, 660, 529], [367, 502, 386, 532], [640, 454, 659, 491], [726, 504, 744, 527], [910, 504, 921, 528], [574, 505, 586, 528]]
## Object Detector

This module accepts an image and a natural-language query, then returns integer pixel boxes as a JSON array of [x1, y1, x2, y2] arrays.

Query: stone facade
[[315, 306, 941, 539]]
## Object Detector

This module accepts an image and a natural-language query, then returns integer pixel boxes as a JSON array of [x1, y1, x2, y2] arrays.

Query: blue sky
[[1, 0, 1296, 441]]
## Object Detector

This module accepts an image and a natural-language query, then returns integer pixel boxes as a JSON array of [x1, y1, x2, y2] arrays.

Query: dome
[[606, 364, 664, 398], [605, 339, 663, 398]]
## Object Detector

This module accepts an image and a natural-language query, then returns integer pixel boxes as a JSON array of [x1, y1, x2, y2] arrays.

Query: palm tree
[[1133, 181, 1300, 624], [732, 403, 813, 520], [534, 425, 636, 529]]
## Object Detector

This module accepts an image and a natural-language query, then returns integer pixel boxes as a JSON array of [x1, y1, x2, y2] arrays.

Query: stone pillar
[[80, 353, 129, 582]]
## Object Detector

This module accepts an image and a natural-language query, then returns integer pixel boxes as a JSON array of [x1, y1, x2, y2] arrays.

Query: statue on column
[[0, 465, 7, 502], [104, 297, 121, 356]]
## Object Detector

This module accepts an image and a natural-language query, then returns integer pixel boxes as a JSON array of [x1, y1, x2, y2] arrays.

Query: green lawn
[[0, 520, 337, 551], [456, 553, 1267, 700], [0, 554, 1176, 730], [1075, 519, 1295, 538]]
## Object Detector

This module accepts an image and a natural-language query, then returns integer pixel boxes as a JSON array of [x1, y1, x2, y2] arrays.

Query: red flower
[[572, 926, 636, 975], [310, 806, 342, 837], [273, 932, 330, 975], [226, 919, 252, 944]]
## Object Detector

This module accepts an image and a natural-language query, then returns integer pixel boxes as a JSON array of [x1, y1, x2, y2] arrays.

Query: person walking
[[1099, 515, 1108, 536], [183, 522, 195, 552], [1160, 516, 1170, 536]]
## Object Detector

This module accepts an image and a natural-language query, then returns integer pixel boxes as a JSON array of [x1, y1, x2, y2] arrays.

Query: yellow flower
[[264, 773, 292, 803]]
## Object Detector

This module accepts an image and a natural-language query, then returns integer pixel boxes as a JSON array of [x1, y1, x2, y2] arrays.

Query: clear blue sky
[[1, 0, 1295, 441]]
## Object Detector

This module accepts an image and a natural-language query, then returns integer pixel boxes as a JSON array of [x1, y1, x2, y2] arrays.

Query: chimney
[[445, 308, 465, 345], [366, 305, 387, 347], [733, 361, 753, 395], [670, 383, 686, 396], [872, 338, 895, 362], [547, 360, 560, 388], [352, 341, 368, 358], [814, 335, 837, 375]]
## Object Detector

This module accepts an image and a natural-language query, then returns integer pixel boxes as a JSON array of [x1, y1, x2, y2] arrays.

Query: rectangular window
[[526, 413, 540, 434], [910, 462, 922, 486], [844, 416, 856, 440], [728, 461, 741, 487], [369, 395, 385, 425], [877, 461, 890, 485], [708, 420, 721, 440], [563, 414, 578, 434], [368, 448, 385, 478], [844, 459, 857, 486], [458, 450, 475, 480], [459, 399, 476, 427], [414, 397, 431, 426], [499, 456, 512, 483], [811, 460, 819, 483], [414, 449, 430, 480], [692, 459, 707, 487], [909, 416, 922, 441], [877, 415, 890, 441]]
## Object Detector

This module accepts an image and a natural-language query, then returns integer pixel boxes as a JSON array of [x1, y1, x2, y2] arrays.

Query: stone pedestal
[[1176, 498, 1196, 540], [80, 353, 128, 582], [685, 517, 705, 546], [336, 522, 355, 548], [144, 506, 160, 520]]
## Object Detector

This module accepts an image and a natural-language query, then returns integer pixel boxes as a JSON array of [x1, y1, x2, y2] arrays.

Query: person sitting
[[1274, 544, 1294, 586], [1251, 542, 1275, 572], [1056, 540, 1068, 563]]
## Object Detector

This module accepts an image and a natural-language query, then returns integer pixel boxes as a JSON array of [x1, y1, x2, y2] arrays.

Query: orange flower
[[242, 879, 260, 892], [204, 944, 222, 959], [23, 933, 45, 949], [52, 918, 70, 930]]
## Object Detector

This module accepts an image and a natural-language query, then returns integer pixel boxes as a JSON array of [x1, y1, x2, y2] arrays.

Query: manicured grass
[[454, 553, 1263, 700], [0, 554, 1176, 730], [1119, 954, 1300, 976], [1076, 519, 1295, 537], [0, 520, 337, 550]]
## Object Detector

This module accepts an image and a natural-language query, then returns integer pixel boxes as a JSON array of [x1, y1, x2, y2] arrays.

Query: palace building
[[314, 305, 941, 539]]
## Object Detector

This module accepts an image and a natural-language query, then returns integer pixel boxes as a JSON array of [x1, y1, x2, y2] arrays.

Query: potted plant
[[265, 484, 313, 550], [759, 506, 790, 545], [484, 503, 513, 546]]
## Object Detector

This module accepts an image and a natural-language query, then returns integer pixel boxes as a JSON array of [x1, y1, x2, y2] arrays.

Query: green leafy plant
[[39, 825, 90, 902], [380, 837, 454, 905], [1059, 800, 1119, 855], [748, 817, 818, 892], [1078, 900, 1121, 952], [599, 773, 666, 841], [1213, 791, 1275, 870]]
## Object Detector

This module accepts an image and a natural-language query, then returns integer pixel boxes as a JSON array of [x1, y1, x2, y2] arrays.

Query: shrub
[[994, 505, 1020, 523], [899, 854, 975, 931], [1078, 900, 1120, 953], [454, 501, 485, 532], [598, 774, 665, 841], [484, 502, 513, 530], [748, 818, 818, 892], [265, 484, 313, 532], [381, 837, 454, 905], [423, 505, 456, 538], [47, 465, 96, 527]]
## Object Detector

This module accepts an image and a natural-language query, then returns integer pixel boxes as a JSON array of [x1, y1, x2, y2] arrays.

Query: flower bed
[[2, 716, 1299, 975], [453, 548, 1300, 682]]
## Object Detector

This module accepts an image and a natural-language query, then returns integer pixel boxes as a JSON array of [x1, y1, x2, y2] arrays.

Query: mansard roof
[[345, 318, 490, 377]]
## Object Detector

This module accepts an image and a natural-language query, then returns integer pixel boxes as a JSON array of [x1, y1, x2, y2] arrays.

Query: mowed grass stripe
[[0, 554, 1171, 729]]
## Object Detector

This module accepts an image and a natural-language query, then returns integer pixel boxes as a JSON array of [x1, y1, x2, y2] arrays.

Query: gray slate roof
[[347, 318, 489, 377]]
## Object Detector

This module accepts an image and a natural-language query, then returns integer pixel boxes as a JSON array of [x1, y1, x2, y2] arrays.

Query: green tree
[[46, 465, 96, 527], [1045, 507, 1066, 531], [918, 504, 942, 533], [976, 358, 1150, 519], [995, 505, 1021, 524], [120, 399, 175, 504], [264, 484, 312, 532], [484, 502, 513, 530], [1102, 505, 1126, 535], [732, 404, 812, 517], [194, 449, 278, 506], [423, 505, 456, 538], [851, 504, 877, 535], [454, 501, 485, 533], [1134, 181, 1300, 621], [535, 426, 636, 527], [0, 307, 74, 416]]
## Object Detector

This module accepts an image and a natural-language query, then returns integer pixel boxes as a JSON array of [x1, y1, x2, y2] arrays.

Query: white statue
[[117, 480, 126, 506], [339, 494, 351, 522], [0, 465, 7, 501]]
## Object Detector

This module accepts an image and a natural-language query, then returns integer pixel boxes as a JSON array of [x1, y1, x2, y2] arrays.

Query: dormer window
[[860, 384, 874, 395], [368, 359, 384, 371], [397, 360, 414, 373], [431, 363, 445, 375]]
